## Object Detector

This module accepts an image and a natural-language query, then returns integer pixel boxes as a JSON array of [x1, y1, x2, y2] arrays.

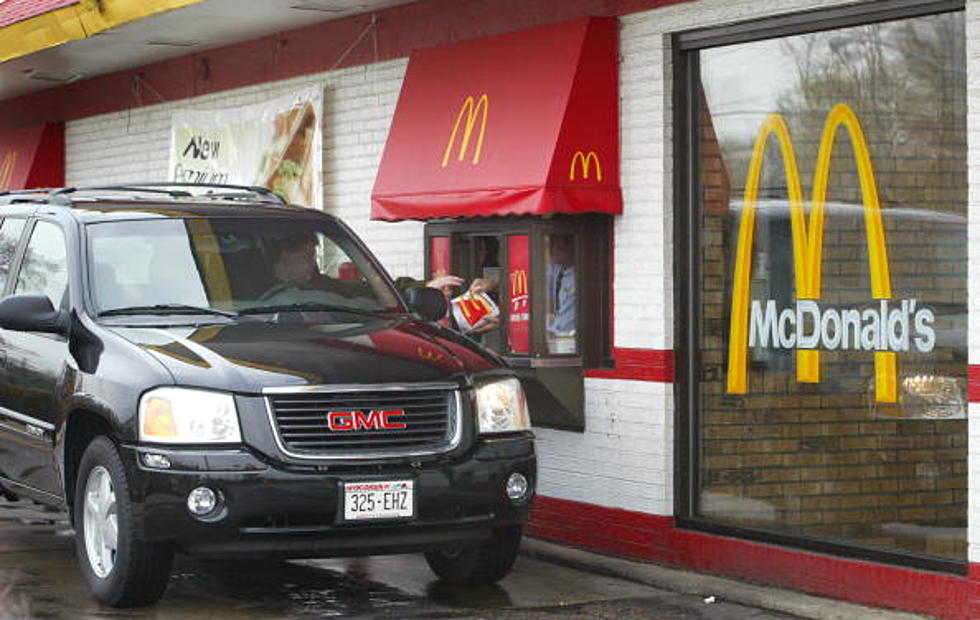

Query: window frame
[[673, 0, 968, 574], [424, 215, 612, 368]]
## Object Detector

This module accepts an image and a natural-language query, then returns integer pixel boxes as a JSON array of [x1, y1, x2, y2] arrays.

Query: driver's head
[[269, 232, 317, 284]]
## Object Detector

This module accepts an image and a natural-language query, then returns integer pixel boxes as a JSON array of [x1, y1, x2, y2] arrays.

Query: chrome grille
[[266, 385, 458, 458]]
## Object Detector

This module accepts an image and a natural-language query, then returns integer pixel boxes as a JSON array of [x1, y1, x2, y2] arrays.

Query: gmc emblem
[[327, 410, 407, 432]]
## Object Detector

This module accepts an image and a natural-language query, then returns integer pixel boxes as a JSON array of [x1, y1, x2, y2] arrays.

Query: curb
[[520, 537, 930, 620]]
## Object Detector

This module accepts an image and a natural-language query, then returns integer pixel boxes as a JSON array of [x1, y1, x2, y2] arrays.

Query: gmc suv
[[0, 184, 536, 607]]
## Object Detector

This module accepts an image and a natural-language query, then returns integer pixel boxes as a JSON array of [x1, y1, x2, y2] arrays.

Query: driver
[[261, 232, 346, 302]]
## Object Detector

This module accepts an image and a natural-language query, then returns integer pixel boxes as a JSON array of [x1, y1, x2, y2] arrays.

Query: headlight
[[139, 387, 241, 444], [475, 377, 530, 434]]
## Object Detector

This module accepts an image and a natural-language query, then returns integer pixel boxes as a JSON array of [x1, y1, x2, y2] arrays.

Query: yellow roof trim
[[1, 0, 204, 64]]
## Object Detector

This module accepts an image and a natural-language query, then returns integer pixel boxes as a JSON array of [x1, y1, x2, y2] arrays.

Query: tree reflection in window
[[0, 219, 26, 293], [15, 222, 68, 308]]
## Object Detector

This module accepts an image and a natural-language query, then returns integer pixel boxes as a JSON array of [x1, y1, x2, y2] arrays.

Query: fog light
[[141, 452, 171, 469], [187, 487, 218, 516], [506, 472, 529, 502]]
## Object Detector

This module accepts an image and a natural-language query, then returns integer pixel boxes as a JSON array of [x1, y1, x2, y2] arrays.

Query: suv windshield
[[86, 217, 402, 317]]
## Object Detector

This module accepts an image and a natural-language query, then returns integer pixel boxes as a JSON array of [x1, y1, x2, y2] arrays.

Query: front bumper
[[120, 435, 535, 559]]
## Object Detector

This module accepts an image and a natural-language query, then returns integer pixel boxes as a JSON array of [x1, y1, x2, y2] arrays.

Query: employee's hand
[[468, 278, 497, 295], [426, 274, 464, 290]]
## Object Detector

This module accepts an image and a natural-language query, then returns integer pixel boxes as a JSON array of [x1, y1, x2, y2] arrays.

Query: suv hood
[[107, 317, 501, 393]]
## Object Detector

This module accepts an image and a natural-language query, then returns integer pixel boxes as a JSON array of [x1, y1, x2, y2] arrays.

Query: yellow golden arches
[[569, 150, 602, 181], [441, 94, 489, 167], [510, 269, 528, 296], [725, 103, 896, 403], [0, 152, 17, 191]]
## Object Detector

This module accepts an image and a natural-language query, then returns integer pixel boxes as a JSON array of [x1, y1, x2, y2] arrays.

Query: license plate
[[342, 480, 414, 521]]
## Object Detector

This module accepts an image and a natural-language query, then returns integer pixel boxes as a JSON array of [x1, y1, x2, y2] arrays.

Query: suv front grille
[[266, 385, 459, 458]]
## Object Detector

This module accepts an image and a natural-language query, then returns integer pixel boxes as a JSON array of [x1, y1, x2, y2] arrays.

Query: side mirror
[[0, 295, 66, 335], [404, 287, 448, 323]]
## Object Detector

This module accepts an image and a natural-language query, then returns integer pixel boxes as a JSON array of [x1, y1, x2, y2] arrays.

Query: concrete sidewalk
[[521, 538, 930, 620]]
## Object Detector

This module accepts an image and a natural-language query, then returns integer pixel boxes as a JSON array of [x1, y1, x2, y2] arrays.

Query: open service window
[[675, 1, 967, 572], [425, 215, 611, 431]]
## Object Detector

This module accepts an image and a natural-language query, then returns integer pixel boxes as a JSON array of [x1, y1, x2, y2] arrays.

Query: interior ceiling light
[[289, 2, 365, 12], [147, 39, 201, 47], [26, 70, 84, 83]]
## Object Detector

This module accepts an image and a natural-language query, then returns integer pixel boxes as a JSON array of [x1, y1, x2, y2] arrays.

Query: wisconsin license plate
[[343, 480, 414, 521]]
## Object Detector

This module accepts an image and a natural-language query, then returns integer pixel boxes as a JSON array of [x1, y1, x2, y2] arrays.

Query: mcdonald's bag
[[450, 291, 499, 333]]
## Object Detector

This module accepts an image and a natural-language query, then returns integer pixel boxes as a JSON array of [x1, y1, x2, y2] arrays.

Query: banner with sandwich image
[[169, 86, 323, 207]]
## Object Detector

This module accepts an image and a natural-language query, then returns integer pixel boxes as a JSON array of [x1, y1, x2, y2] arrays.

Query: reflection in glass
[[695, 11, 966, 561], [87, 218, 400, 316], [545, 234, 576, 354], [0, 218, 26, 292], [15, 221, 68, 308]]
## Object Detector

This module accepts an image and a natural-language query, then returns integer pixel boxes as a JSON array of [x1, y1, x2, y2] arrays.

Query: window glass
[[694, 11, 966, 560], [545, 234, 577, 354], [0, 218, 26, 293], [15, 221, 68, 307], [87, 218, 400, 316]]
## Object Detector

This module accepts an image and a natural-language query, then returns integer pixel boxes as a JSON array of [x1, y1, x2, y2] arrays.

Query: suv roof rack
[[0, 183, 288, 207]]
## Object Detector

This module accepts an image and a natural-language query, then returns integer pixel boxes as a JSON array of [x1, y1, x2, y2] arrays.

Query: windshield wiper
[[98, 304, 239, 318], [238, 303, 388, 317]]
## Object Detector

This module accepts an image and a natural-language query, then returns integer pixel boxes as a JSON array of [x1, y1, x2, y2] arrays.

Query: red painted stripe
[[528, 496, 975, 620], [0, 0, 691, 132], [968, 364, 980, 402], [583, 347, 673, 382]]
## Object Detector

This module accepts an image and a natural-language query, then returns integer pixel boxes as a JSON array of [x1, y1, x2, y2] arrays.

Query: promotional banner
[[169, 87, 323, 207]]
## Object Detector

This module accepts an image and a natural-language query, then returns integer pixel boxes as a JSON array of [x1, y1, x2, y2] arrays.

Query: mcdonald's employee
[[547, 236, 576, 346]]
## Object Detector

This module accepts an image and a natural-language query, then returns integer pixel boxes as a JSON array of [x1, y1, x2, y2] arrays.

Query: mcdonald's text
[[749, 298, 935, 354]]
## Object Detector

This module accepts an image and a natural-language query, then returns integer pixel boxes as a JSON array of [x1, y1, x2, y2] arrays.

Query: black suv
[[0, 184, 535, 607]]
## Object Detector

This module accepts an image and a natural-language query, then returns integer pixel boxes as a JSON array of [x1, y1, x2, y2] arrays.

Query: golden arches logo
[[0, 151, 17, 191], [726, 103, 897, 402], [569, 150, 602, 181], [416, 346, 444, 363], [510, 269, 528, 297], [441, 94, 488, 167]]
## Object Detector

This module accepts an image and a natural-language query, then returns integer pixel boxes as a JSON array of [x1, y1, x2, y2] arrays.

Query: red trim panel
[[968, 364, 980, 402], [0, 123, 64, 190], [528, 495, 976, 620], [584, 347, 673, 382]]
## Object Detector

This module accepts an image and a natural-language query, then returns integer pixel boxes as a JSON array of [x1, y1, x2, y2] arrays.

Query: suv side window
[[14, 221, 69, 308], [0, 218, 27, 293]]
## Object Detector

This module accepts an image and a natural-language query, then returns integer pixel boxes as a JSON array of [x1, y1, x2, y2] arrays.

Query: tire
[[424, 525, 522, 585], [73, 436, 174, 607]]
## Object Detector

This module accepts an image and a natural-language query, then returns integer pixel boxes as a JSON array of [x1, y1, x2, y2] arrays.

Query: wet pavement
[[0, 498, 802, 619]]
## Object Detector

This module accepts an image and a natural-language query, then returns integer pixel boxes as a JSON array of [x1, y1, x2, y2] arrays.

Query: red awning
[[371, 18, 620, 221], [0, 123, 64, 191]]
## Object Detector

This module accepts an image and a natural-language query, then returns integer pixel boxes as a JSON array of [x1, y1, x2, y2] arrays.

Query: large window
[[677, 4, 966, 569]]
